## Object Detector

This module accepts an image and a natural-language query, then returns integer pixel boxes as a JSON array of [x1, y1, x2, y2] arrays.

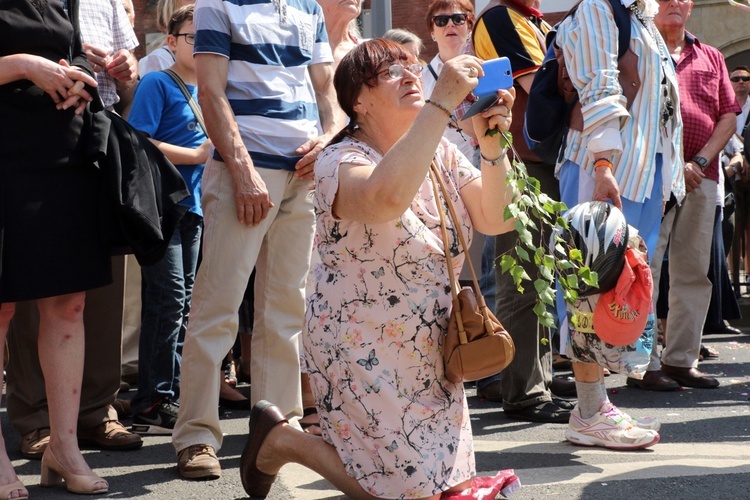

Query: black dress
[[0, 0, 111, 302]]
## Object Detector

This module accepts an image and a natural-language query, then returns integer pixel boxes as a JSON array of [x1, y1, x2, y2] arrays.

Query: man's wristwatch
[[692, 155, 709, 170]]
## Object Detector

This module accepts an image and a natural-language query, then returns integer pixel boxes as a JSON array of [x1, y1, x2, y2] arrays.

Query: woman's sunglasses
[[731, 76, 750, 82], [432, 13, 468, 28]]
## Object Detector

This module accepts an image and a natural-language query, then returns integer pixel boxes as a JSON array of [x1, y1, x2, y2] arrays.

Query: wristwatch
[[692, 155, 709, 170]]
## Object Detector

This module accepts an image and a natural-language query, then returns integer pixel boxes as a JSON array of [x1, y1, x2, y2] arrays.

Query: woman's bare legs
[[36, 293, 107, 490], [0, 303, 28, 499], [255, 422, 469, 500]]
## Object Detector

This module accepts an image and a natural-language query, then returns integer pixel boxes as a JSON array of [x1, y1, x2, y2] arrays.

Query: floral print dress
[[304, 137, 480, 498]]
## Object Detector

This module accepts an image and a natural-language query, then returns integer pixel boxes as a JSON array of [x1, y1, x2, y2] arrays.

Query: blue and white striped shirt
[[555, 0, 685, 203], [194, 0, 333, 170]]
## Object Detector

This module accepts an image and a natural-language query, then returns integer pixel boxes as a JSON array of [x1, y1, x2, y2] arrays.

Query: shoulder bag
[[429, 162, 515, 384]]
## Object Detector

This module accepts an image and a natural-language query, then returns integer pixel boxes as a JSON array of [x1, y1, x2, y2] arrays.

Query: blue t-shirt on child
[[128, 71, 207, 216]]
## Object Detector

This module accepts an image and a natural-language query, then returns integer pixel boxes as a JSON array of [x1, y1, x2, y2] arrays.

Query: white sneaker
[[607, 403, 661, 431], [565, 402, 660, 450]]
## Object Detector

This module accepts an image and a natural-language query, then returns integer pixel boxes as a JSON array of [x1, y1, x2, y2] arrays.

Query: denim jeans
[[132, 212, 203, 414]]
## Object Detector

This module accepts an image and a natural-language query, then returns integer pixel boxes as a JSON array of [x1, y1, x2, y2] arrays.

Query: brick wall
[[390, 1, 437, 60], [132, 0, 159, 59]]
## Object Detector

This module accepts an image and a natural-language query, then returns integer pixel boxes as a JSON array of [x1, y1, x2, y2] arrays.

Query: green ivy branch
[[488, 130, 599, 330]]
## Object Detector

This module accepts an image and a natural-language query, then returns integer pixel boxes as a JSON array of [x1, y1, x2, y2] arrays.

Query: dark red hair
[[328, 39, 414, 145], [425, 0, 475, 32]]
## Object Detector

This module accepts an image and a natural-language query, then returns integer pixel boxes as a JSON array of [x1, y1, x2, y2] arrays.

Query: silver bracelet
[[480, 148, 508, 166]]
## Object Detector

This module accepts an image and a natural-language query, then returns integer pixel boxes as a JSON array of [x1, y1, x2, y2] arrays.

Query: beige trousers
[[172, 159, 314, 454], [649, 179, 717, 370]]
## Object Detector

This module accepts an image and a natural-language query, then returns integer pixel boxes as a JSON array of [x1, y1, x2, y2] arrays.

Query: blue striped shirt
[[194, 0, 333, 170], [555, 0, 685, 203]]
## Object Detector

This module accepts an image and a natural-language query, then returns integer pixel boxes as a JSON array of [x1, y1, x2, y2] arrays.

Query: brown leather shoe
[[240, 401, 288, 498], [78, 420, 143, 450], [20, 427, 50, 459], [626, 370, 681, 391], [661, 364, 720, 388], [177, 444, 221, 480], [112, 399, 132, 420]]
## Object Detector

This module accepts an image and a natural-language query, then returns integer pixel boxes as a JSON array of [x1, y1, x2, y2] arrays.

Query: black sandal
[[300, 407, 322, 435], [699, 344, 719, 361]]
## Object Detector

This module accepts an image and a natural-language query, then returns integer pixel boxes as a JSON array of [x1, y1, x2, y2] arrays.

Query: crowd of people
[[0, 0, 748, 498]]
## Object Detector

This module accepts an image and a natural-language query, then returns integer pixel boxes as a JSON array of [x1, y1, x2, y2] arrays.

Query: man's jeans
[[132, 212, 203, 414]]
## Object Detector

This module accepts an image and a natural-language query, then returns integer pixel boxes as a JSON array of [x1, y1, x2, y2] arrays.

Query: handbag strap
[[163, 69, 206, 133], [428, 161, 496, 340]]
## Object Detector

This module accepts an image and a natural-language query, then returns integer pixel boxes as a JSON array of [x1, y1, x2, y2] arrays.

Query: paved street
[[4, 329, 750, 499]]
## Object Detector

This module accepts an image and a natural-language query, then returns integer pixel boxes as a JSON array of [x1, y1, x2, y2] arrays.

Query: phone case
[[463, 57, 513, 119]]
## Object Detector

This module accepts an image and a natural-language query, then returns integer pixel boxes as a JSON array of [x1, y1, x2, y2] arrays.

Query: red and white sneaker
[[565, 402, 660, 450]]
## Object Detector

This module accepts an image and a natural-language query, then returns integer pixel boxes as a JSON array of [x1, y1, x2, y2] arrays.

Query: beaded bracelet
[[425, 99, 453, 119], [593, 157, 613, 172]]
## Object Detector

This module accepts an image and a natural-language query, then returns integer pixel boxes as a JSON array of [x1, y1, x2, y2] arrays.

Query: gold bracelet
[[425, 99, 453, 119], [480, 148, 508, 166]]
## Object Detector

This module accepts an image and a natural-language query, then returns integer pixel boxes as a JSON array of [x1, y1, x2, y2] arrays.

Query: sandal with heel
[[40, 447, 108, 494]]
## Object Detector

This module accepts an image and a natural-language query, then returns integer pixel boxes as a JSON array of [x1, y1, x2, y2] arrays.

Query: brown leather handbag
[[429, 162, 516, 384]]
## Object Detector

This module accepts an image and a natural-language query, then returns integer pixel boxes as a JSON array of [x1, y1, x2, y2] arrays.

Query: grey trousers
[[649, 179, 717, 370], [494, 160, 559, 410]]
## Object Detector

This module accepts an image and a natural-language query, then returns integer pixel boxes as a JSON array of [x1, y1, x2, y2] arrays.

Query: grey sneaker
[[132, 400, 179, 435]]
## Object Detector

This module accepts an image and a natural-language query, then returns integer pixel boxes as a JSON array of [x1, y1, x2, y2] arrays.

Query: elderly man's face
[[654, 0, 693, 30]]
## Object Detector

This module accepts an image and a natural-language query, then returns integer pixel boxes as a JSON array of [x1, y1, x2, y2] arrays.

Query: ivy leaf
[[539, 263, 554, 281], [534, 279, 549, 293], [506, 203, 521, 219], [517, 226, 533, 248], [499, 254, 516, 273], [533, 302, 555, 329], [579, 268, 599, 288], [569, 248, 583, 263], [510, 264, 530, 288], [566, 274, 579, 288], [563, 288, 578, 305], [515, 245, 530, 262]]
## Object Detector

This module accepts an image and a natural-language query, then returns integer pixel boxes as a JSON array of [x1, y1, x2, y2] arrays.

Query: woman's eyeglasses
[[731, 76, 750, 82], [379, 63, 424, 80], [173, 33, 195, 45], [432, 13, 468, 28]]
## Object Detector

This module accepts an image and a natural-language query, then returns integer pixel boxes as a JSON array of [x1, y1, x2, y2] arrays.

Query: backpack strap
[[162, 69, 206, 134], [607, 0, 632, 59]]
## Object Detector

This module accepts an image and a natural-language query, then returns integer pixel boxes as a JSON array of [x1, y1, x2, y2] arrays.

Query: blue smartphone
[[463, 57, 513, 119]]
